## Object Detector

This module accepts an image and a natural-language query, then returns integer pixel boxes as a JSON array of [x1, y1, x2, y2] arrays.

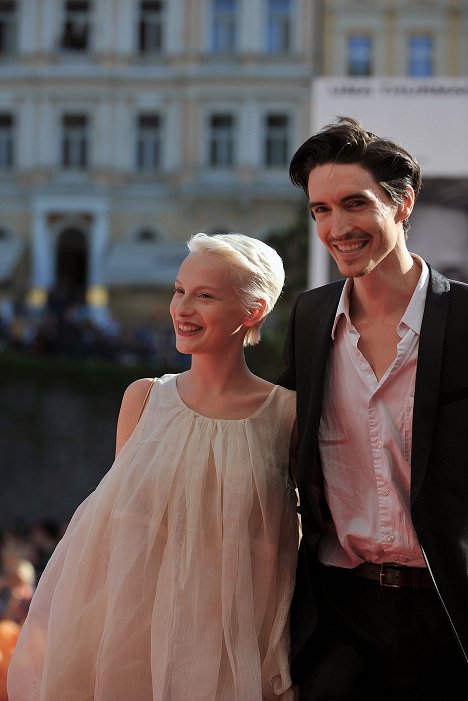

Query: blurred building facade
[[1, 0, 468, 324], [321, 0, 468, 77], [0, 0, 316, 324]]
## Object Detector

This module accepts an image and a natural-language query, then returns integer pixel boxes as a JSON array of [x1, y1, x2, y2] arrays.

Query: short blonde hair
[[187, 232, 285, 346]]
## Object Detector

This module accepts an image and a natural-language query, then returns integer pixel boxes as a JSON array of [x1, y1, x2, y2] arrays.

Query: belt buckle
[[379, 564, 401, 588]]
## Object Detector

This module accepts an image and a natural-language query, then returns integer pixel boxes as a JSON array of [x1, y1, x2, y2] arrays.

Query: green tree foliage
[[246, 203, 309, 380]]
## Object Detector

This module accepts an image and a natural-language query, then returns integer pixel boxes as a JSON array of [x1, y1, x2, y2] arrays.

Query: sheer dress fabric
[[8, 374, 299, 701]]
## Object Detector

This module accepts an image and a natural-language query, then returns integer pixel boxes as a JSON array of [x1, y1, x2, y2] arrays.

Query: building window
[[136, 229, 160, 243], [61, 114, 88, 169], [212, 0, 238, 54], [208, 114, 235, 167], [264, 114, 289, 167], [0, 1, 16, 56], [0, 114, 14, 169], [266, 0, 292, 54], [61, 1, 91, 52], [138, 1, 165, 55], [408, 34, 433, 77], [347, 35, 372, 76], [136, 114, 162, 171]]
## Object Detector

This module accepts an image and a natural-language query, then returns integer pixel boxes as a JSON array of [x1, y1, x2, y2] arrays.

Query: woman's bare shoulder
[[121, 377, 155, 409], [115, 378, 156, 456]]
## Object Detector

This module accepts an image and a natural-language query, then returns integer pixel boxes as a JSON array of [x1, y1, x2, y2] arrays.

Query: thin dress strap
[[137, 377, 157, 423]]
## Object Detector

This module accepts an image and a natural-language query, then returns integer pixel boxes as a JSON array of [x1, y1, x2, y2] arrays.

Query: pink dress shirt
[[318, 255, 429, 569]]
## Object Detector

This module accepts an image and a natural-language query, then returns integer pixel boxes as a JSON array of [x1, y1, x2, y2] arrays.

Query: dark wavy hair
[[289, 116, 422, 234]]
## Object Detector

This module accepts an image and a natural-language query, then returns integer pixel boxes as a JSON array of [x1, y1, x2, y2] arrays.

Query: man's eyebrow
[[308, 192, 371, 210], [341, 192, 371, 202]]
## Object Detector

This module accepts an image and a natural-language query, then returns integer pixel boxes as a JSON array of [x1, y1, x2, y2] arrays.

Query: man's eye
[[198, 293, 212, 299], [315, 206, 328, 214], [174, 288, 183, 294]]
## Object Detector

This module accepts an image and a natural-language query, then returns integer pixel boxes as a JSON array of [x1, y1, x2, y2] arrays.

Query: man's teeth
[[336, 241, 367, 252]]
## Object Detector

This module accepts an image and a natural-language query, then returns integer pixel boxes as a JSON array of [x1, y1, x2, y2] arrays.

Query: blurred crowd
[[0, 295, 189, 369], [0, 520, 65, 699]]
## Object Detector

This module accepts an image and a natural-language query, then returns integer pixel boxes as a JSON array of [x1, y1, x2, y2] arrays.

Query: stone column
[[86, 205, 110, 321], [27, 207, 53, 310]]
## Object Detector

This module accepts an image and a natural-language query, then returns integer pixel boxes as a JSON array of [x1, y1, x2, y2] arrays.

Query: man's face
[[307, 162, 412, 279]]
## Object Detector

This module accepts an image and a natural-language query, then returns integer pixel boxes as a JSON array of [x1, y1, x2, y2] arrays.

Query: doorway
[[52, 228, 88, 313]]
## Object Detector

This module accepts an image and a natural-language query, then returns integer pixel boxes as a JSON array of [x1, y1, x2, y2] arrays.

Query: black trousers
[[295, 564, 467, 701]]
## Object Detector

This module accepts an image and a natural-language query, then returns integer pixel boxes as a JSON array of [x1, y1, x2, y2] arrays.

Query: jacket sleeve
[[276, 292, 302, 390]]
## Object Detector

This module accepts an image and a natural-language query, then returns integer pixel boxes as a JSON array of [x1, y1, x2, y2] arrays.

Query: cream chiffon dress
[[8, 374, 299, 701]]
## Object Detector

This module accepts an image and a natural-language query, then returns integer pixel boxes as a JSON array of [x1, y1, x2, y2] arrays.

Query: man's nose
[[330, 209, 352, 237]]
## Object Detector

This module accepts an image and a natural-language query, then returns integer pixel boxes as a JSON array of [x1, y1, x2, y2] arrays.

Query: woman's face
[[169, 252, 251, 356]]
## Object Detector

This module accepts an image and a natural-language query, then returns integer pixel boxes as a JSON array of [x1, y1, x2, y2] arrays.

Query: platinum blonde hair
[[186, 232, 285, 346]]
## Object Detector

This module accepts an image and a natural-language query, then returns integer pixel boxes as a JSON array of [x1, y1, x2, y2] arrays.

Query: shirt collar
[[399, 254, 429, 335], [331, 278, 353, 339], [330, 254, 429, 340]]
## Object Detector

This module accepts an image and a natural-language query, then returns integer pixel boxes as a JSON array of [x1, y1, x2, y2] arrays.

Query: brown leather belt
[[353, 562, 434, 589]]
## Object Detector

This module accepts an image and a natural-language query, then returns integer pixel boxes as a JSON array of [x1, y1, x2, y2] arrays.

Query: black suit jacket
[[279, 265, 468, 666]]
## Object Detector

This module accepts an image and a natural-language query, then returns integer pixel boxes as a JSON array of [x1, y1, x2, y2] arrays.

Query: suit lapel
[[411, 267, 450, 506]]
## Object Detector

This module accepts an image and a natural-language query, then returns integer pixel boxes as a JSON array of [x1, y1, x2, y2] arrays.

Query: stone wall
[[0, 358, 147, 529]]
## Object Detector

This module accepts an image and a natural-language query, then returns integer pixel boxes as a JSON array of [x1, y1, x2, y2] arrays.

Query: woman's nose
[[177, 296, 194, 314]]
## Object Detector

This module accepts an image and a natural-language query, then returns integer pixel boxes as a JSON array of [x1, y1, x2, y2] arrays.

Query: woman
[[8, 232, 299, 700]]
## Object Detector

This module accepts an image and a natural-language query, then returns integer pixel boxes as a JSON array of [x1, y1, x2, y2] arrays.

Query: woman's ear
[[244, 299, 267, 327]]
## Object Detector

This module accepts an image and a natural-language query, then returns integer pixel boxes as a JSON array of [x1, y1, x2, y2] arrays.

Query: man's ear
[[398, 186, 415, 223], [244, 299, 267, 327]]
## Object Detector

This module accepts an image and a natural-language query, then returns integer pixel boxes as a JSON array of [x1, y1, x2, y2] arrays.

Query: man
[[279, 116, 468, 700]]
